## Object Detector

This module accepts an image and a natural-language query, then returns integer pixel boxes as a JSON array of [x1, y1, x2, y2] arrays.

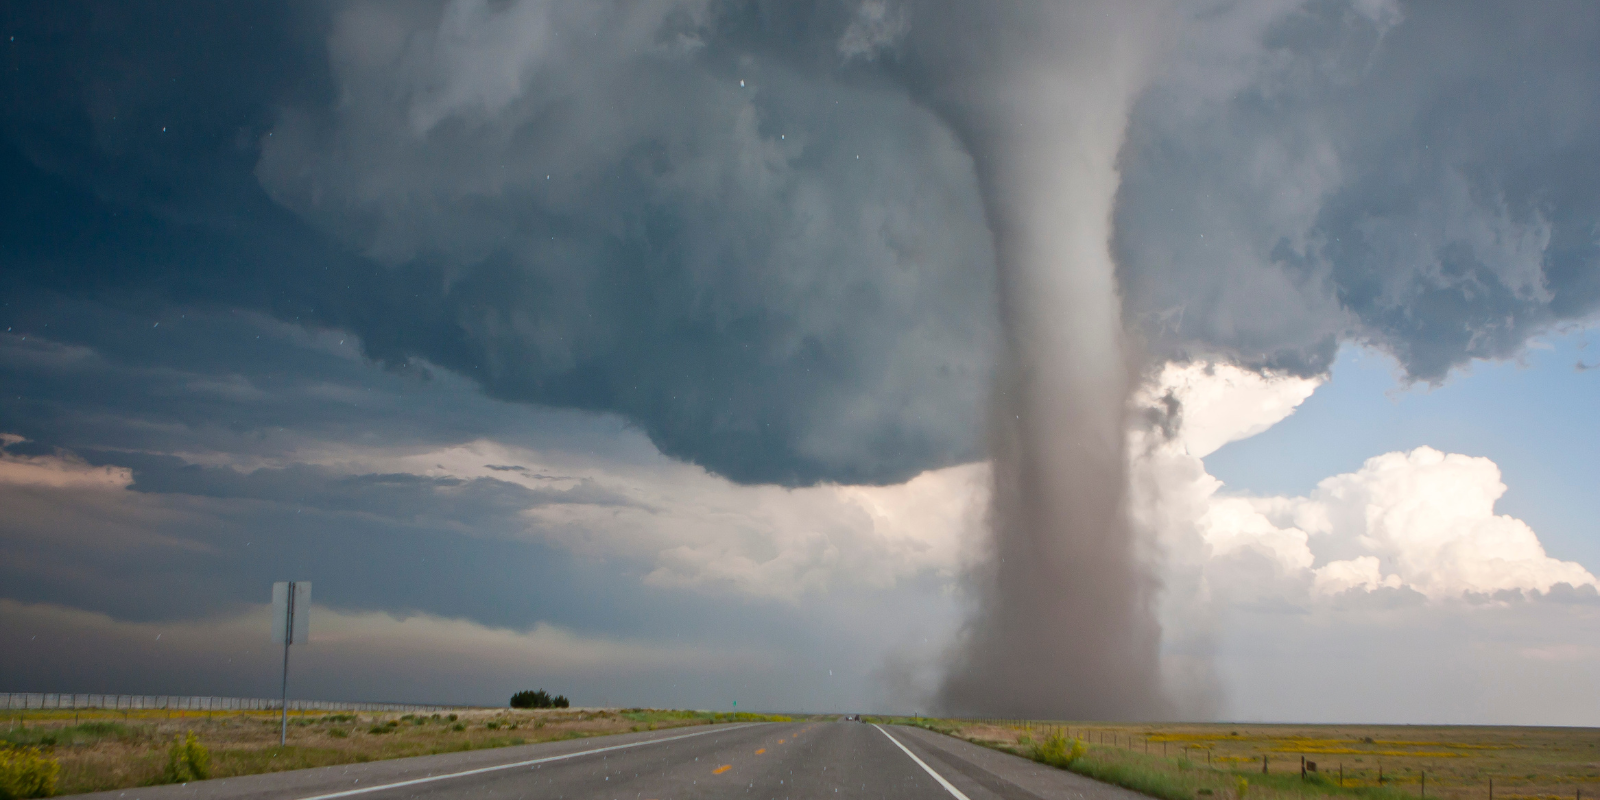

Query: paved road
[[68, 721, 1151, 800]]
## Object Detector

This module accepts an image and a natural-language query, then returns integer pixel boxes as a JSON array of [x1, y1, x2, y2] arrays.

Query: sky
[[2, 1, 1598, 723]]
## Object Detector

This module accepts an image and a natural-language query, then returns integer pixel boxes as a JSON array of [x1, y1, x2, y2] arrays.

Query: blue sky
[[1210, 332, 1600, 569]]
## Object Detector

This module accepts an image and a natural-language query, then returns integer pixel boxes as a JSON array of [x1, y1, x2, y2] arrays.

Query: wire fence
[[2, 692, 481, 713]]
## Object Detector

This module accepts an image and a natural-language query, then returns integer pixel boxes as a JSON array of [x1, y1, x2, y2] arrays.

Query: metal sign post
[[270, 581, 310, 747]]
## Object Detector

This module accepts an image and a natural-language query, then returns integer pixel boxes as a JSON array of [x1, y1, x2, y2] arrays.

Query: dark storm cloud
[[0, 293, 966, 709], [9, 1, 1595, 489], [0, 298, 947, 644], [0, 303, 691, 637], [2, 0, 997, 488], [117, 456, 628, 522], [0, 453, 601, 628], [1115, 0, 1600, 382], [0, 297, 632, 464]]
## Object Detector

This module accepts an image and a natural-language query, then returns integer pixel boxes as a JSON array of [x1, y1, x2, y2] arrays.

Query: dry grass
[[907, 720, 1600, 800], [1, 707, 785, 795]]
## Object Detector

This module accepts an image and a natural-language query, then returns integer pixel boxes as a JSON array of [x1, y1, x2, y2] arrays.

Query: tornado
[[904, 0, 1172, 720]]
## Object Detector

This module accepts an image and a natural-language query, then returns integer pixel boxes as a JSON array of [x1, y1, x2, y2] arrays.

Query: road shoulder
[[890, 724, 1156, 800]]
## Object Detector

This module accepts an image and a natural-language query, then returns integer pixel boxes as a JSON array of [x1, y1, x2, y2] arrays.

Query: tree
[[510, 689, 569, 709]]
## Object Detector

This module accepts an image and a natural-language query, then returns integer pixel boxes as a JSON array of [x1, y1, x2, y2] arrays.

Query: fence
[[2, 693, 481, 713]]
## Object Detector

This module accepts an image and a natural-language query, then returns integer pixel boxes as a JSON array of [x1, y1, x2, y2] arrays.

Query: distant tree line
[[509, 689, 569, 709]]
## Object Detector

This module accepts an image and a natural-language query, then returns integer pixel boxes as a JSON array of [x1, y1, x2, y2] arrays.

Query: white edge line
[[873, 724, 973, 800], [295, 723, 757, 800]]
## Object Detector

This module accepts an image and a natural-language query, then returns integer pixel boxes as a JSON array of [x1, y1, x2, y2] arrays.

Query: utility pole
[[280, 584, 292, 747], [271, 581, 311, 747]]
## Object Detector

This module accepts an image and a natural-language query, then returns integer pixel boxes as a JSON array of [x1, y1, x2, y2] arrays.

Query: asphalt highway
[[68, 721, 1152, 800]]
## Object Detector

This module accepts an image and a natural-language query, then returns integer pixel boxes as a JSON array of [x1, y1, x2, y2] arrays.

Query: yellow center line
[[756, 748, 766, 754], [713, 765, 732, 775]]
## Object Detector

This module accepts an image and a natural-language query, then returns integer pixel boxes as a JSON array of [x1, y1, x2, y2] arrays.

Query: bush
[[0, 746, 59, 799], [1030, 732, 1086, 769], [509, 690, 570, 709], [162, 732, 210, 784], [1236, 777, 1249, 799]]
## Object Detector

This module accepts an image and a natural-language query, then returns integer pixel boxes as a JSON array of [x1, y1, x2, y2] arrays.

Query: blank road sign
[[271, 581, 311, 644]]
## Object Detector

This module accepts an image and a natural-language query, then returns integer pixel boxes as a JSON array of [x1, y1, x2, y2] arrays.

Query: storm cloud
[[4, 0, 999, 487], [7, 2, 1599, 484], [1115, 1, 1600, 381]]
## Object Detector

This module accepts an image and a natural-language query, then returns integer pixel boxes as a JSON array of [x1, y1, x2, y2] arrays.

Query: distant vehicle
[[843, 714, 861, 721]]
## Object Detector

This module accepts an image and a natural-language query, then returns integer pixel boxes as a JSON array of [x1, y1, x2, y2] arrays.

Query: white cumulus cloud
[[1131, 358, 1600, 721], [1290, 446, 1596, 598], [1134, 361, 1598, 609]]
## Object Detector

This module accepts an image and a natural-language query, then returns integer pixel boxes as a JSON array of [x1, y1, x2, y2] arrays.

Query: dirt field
[[926, 720, 1600, 800], [1, 707, 787, 795]]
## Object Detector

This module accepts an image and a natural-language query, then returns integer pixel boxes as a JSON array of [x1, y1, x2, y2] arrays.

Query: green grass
[[2, 706, 811, 795], [291, 714, 360, 728], [1, 722, 134, 749], [897, 719, 1600, 800], [209, 745, 359, 776], [1053, 748, 1416, 800]]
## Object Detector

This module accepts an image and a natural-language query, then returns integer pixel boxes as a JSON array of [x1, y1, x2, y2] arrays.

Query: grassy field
[[13, 709, 1594, 799], [866, 718, 1600, 800], [1, 706, 793, 795]]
